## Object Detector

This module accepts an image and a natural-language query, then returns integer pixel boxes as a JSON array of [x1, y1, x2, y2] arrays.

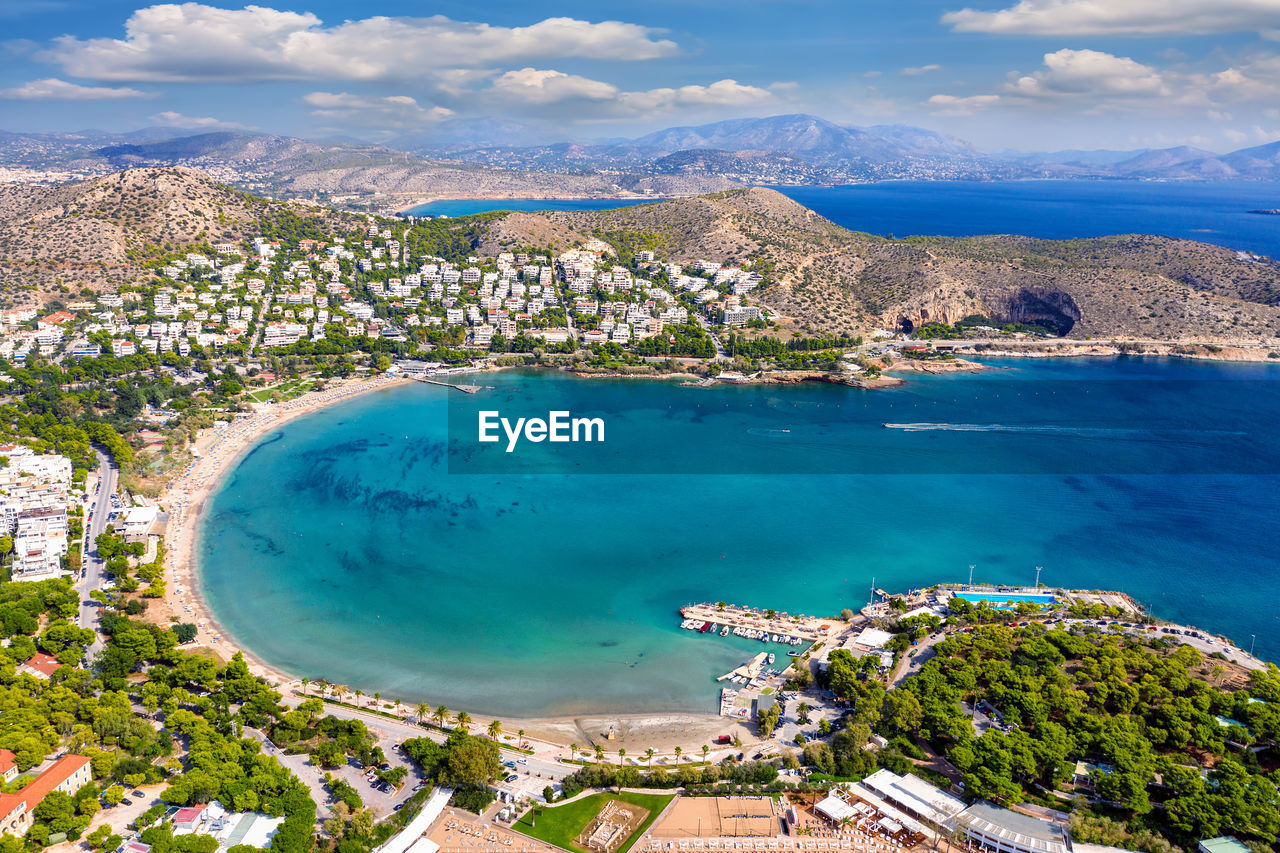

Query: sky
[[2, 0, 1280, 152]]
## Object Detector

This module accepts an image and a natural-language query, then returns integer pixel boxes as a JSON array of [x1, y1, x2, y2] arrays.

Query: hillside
[[485, 187, 1280, 341], [0, 167, 353, 302]]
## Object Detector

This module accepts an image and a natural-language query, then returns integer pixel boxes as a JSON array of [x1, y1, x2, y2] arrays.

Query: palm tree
[[674, 746, 683, 764], [334, 684, 349, 702], [415, 702, 430, 724], [433, 705, 449, 727], [300, 677, 309, 696], [701, 744, 710, 763], [454, 711, 471, 733], [487, 719, 503, 740], [570, 743, 578, 763], [645, 748, 655, 769], [354, 689, 364, 708], [594, 745, 605, 764], [618, 748, 626, 767], [518, 728, 526, 747], [374, 692, 381, 709]]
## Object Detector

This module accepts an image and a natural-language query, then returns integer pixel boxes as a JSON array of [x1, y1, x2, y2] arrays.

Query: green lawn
[[514, 792, 674, 853], [245, 378, 319, 403]]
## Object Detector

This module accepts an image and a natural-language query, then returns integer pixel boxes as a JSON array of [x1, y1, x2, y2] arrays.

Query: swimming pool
[[951, 591, 1056, 605]]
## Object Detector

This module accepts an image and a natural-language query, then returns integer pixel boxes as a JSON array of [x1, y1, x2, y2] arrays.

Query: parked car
[[505, 775, 518, 783]]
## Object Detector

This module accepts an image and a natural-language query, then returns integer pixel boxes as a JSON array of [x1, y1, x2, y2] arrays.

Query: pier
[[679, 603, 841, 643], [405, 375, 489, 394]]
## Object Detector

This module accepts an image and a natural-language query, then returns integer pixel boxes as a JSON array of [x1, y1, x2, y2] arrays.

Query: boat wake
[[881, 423, 1246, 439]]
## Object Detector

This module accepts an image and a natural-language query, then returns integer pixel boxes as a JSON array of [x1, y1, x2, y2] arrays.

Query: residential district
[[0, 220, 1275, 853]]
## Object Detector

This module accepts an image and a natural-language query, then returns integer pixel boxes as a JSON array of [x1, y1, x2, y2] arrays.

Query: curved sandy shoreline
[[154, 373, 739, 754], [157, 375, 408, 684]]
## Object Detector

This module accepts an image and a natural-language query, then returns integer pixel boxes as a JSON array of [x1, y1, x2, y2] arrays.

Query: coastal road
[[279, 696, 569, 797], [79, 448, 117, 660]]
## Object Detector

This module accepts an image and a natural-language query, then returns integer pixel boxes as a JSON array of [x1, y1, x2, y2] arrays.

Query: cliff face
[[489, 188, 1280, 342]]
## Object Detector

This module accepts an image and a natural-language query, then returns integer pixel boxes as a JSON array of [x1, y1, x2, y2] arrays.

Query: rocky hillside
[[0, 167, 353, 302], [487, 187, 1280, 342]]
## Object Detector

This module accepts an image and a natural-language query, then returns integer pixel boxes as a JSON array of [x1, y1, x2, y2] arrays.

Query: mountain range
[[2, 114, 1279, 210], [410, 113, 1280, 182]]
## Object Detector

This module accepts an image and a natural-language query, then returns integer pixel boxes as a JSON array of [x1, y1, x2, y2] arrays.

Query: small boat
[[767, 653, 775, 665], [720, 627, 729, 636]]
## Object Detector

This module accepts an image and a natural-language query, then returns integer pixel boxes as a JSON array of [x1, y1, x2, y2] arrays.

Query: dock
[[680, 603, 839, 643], [405, 376, 489, 394], [716, 651, 769, 683]]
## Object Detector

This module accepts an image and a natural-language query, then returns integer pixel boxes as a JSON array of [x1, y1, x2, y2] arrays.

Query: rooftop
[[956, 802, 1068, 853]]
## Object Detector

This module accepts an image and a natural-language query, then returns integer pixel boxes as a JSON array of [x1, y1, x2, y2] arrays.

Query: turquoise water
[[199, 357, 1280, 717]]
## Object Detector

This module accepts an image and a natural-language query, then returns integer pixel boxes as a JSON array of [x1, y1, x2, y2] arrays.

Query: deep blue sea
[[405, 181, 1280, 258], [200, 358, 1280, 718]]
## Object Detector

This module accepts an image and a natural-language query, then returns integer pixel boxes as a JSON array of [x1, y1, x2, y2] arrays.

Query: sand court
[[651, 797, 780, 838]]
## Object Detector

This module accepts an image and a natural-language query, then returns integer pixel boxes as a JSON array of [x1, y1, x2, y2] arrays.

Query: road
[[79, 448, 117, 660], [281, 695, 570, 805], [694, 314, 727, 360]]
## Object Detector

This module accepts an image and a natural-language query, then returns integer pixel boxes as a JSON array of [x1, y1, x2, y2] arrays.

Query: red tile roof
[[0, 750, 15, 775], [0, 755, 90, 817], [20, 652, 61, 679]]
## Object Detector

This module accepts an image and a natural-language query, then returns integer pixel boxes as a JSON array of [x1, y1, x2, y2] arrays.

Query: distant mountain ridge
[[3, 114, 1280, 210], [411, 113, 1280, 183]]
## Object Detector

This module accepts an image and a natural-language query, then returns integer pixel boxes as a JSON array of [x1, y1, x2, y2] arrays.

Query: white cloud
[[943, 0, 1280, 36], [491, 68, 619, 104], [1006, 49, 1170, 98], [619, 79, 774, 110], [303, 92, 453, 127], [901, 64, 942, 76], [488, 69, 773, 114], [149, 111, 252, 129], [926, 93, 1002, 114], [0, 77, 149, 100], [44, 4, 679, 83]]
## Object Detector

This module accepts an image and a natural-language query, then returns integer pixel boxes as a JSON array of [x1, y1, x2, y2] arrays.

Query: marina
[[678, 604, 840, 643]]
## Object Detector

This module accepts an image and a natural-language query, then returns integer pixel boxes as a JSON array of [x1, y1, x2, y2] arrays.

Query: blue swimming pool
[[952, 591, 1056, 605]]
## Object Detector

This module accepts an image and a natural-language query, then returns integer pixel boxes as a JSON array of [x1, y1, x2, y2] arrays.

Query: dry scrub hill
[[487, 187, 1280, 341], [0, 167, 352, 304]]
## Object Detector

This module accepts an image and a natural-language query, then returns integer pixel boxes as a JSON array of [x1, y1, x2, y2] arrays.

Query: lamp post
[[968, 565, 974, 587], [1251, 634, 1257, 656], [1035, 566, 1042, 589]]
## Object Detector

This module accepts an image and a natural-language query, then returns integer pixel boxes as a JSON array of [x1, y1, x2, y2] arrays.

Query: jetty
[[680, 603, 839, 643], [716, 651, 770, 683], [405, 376, 489, 394]]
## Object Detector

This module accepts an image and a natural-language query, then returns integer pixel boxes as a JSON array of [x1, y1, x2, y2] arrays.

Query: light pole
[[1251, 634, 1257, 656], [968, 565, 974, 587], [1035, 566, 1042, 589]]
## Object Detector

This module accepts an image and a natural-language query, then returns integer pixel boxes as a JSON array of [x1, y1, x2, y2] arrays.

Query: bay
[[199, 357, 1280, 718]]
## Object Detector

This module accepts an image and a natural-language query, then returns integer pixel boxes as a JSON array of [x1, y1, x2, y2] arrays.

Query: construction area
[[576, 800, 651, 853]]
